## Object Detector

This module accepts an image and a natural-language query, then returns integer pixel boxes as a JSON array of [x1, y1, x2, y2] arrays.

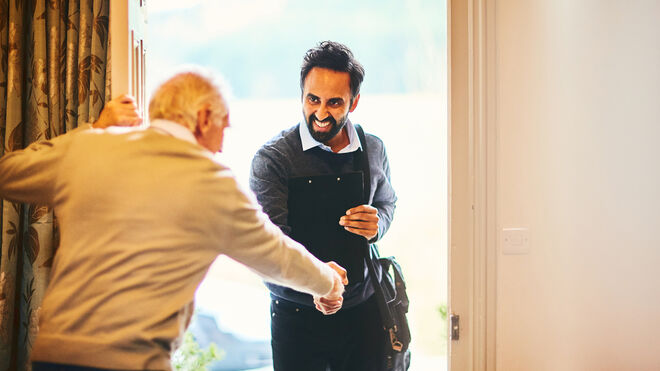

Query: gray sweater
[[250, 123, 397, 308]]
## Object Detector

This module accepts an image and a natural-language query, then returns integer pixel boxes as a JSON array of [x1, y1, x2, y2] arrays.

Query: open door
[[448, 0, 495, 369], [109, 0, 147, 115]]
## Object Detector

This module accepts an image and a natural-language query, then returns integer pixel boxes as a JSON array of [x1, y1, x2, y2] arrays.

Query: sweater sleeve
[[220, 179, 335, 297], [370, 138, 397, 242], [0, 125, 90, 205]]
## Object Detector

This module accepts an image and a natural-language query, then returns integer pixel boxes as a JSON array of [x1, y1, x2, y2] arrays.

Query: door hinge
[[450, 314, 460, 340]]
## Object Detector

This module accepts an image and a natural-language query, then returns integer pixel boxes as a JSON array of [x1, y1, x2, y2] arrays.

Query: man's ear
[[349, 94, 360, 112], [195, 105, 211, 135]]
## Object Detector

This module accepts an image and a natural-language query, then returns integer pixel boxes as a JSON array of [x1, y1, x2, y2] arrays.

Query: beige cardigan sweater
[[0, 122, 335, 369]]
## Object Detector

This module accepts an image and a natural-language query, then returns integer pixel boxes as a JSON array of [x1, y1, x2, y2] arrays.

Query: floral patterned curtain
[[0, 1, 109, 369]]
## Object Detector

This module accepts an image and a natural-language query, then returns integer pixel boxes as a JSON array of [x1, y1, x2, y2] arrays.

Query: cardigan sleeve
[[219, 177, 335, 297], [0, 125, 90, 205]]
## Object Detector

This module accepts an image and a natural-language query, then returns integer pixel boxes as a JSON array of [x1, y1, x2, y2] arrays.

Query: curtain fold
[[0, 1, 109, 370]]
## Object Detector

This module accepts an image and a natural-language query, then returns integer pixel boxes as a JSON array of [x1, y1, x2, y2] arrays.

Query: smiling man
[[250, 41, 397, 371]]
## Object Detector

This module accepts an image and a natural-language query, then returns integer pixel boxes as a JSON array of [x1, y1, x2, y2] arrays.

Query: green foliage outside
[[438, 303, 448, 322], [171, 331, 223, 371], [438, 302, 448, 350]]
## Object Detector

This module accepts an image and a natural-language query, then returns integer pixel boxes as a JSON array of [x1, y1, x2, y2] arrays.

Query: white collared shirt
[[149, 119, 198, 147], [299, 119, 362, 154]]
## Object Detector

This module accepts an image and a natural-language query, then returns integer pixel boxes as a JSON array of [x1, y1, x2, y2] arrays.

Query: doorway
[[146, 1, 448, 370]]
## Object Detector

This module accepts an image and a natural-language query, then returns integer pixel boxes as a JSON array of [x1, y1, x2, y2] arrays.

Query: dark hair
[[300, 41, 365, 99]]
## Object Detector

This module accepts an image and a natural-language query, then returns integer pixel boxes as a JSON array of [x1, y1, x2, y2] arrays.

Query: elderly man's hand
[[313, 261, 348, 315], [339, 204, 379, 240], [92, 94, 142, 128]]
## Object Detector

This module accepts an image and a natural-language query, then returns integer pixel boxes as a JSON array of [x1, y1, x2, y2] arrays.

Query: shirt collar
[[149, 119, 198, 147], [299, 118, 362, 154]]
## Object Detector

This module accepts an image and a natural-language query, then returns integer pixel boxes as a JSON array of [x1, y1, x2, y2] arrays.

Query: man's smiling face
[[302, 67, 358, 144]]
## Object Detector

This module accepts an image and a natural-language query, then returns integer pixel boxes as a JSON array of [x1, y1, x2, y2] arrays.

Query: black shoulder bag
[[355, 125, 412, 371]]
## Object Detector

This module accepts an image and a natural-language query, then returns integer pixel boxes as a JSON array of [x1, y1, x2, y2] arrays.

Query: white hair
[[148, 67, 230, 131]]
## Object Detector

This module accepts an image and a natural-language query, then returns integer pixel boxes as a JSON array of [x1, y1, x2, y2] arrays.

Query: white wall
[[495, 1, 660, 370]]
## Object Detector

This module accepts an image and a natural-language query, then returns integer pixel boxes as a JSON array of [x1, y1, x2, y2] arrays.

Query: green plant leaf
[[438, 303, 448, 321], [171, 331, 223, 370]]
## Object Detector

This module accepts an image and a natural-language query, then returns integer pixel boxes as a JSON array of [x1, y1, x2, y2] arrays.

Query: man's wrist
[[319, 264, 337, 297], [327, 273, 343, 299]]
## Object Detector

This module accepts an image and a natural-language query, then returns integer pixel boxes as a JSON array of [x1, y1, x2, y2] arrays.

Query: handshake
[[313, 262, 349, 315]]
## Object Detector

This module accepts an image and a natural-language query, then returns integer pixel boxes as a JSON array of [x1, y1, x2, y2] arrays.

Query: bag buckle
[[389, 328, 404, 352]]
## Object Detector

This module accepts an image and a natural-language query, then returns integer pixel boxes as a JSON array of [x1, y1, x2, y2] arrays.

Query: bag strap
[[354, 124, 371, 204], [355, 125, 404, 352]]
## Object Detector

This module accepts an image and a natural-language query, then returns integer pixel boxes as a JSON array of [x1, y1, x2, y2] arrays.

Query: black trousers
[[270, 295, 386, 371]]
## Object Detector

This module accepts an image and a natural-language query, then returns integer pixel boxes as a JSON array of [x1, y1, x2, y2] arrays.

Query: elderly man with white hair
[[0, 70, 347, 371]]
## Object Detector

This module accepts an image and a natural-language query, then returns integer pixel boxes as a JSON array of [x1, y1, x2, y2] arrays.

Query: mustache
[[310, 114, 336, 125]]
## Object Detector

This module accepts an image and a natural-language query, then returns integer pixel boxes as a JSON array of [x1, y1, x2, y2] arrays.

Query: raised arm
[[92, 94, 142, 128], [0, 94, 142, 204]]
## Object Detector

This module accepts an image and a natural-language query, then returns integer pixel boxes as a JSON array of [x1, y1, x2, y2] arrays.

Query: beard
[[304, 112, 348, 144]]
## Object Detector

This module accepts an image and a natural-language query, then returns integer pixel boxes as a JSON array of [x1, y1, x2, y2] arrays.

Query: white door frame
[[110, 1, 495, 369], [448, 0, 496, 369], [109, 0, 147, 113]]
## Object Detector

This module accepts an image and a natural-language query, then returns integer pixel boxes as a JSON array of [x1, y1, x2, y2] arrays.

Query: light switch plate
[[501, 227, 530, 255]]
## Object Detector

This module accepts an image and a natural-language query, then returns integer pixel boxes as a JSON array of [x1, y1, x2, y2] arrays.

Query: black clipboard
[[288, 171, 368, 283]]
